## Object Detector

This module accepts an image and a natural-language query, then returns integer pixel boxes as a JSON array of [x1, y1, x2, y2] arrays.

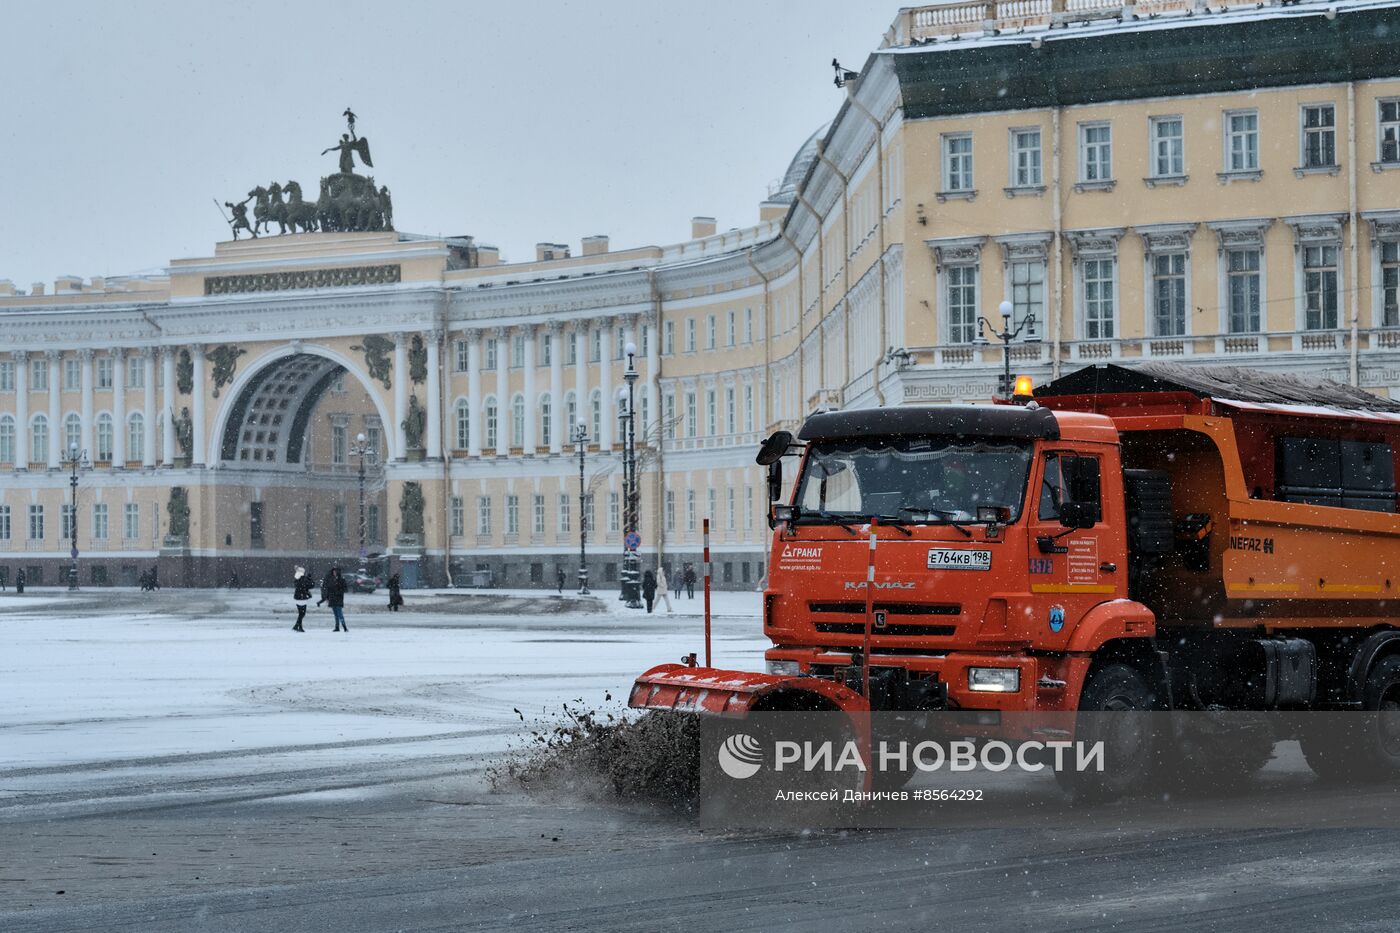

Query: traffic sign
[[625, 531, 641, 551]]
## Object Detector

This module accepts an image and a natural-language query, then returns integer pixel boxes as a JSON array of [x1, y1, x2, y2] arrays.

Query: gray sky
[[3, 0, 897, 286]]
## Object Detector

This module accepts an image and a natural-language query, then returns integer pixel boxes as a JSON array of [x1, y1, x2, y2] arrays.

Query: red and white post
[[862, 518, 877, 700], [703, 518, 712, 667]]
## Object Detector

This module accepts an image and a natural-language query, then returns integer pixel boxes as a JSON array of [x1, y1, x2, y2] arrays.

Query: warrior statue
[[402, 394, 426, 450], [225, 197, 256, 240]]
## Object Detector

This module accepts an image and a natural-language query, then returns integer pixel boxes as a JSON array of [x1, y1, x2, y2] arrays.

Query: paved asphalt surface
[[4, 592, 1400, 931]]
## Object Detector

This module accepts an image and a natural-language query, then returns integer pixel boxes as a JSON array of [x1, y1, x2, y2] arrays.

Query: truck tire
[[1301, 655, 1400, 782], [1056, 663, 1158, 802]]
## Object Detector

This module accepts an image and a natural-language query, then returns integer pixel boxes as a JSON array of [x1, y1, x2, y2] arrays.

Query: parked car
[[349, 568, 381, 593]]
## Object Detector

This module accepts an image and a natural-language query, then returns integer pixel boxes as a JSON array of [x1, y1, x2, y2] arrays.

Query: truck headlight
[[766, 659, 801, 676], [968, 667, 1020, 693]]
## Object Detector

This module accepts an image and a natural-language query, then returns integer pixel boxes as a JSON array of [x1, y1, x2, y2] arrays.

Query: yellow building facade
[[0, 0, 1397, 587]]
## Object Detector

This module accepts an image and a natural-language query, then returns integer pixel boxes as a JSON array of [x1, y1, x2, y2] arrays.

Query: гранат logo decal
[[718, 733, 763, 779]]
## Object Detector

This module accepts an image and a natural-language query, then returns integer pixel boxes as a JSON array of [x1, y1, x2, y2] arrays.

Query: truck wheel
[[1056, 663, 1158, 802], [1301, 655, 1400, 782]]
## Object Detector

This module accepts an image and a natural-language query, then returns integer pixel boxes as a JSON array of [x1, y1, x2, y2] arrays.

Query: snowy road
[[5, 590, 1400, 931]]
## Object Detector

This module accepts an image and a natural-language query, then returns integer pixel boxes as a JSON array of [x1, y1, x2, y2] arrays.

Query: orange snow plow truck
[[631, 362, 1400, 778]]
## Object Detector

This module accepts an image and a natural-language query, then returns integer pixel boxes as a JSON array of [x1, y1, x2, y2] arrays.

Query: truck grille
[[808, 602, 960, 616], [814, 622, 957, 637]]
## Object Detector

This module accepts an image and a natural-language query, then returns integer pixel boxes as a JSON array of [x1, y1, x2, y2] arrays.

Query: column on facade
[[598, 317, 613, 452], [160, 348, 175, 467], [190, 344, 206, 467], [392, 333, 408, 461], [47, 351, 61, 470], [494, 327, 509, 456], [548, 322, 564, 455], [425, 330, 443, 460], [79, 348, 94, 459], [573, 325, 588, 440], [12, 351, 27, 470], [111, 349, 126, 467], [142, 348, 156, 467], [466, 330, 482, 457], [522, 324, 536, 454]]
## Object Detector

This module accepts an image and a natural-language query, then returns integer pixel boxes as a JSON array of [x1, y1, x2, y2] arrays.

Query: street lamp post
[[620, 342, 642, 608], [573, 420, 590, 595], [63, 442, 89, 591], [349, 432, 375, 567], [978, 300, 1038, 400]]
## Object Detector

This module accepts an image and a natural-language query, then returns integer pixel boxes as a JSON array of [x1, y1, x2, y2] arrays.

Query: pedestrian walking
[[656, 565, 674, 613], [15, 568, 24, 594], [673, 564, 684, 600], [684, 563, 697, 599], [387, 573, 404, 611], [641, 568, 657, 613], [292, 566, 314, 632], [556, 566, 566, 595], [318, 566, 349, 632]]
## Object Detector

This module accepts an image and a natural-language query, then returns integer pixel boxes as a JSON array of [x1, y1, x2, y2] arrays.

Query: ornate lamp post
[[63, 442, 89, 591], [573, 420, 590, 595], [620, 342, 642, 608], [349, 432, 376, 567], [977, 300, 1038, 400]]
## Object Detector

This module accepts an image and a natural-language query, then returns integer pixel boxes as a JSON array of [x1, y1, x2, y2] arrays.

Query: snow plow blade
[[628, 663, 869, 717]]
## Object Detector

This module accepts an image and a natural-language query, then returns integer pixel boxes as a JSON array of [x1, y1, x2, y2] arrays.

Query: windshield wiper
[[898, 506, 973, 537], [814, 511, 859, 535], [869, 516, 913, 536]]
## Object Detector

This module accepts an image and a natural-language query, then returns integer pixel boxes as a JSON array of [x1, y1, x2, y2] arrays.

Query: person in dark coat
[[683, 564, 697, 599], [556, 566, 566, 595], [14, 568, 24, 594], [292, 566, 314, 632], [641, 569, 657, 613], [673, 564, 683, 600], [318, 566, 349, 632], [387, 573, 404, 611]]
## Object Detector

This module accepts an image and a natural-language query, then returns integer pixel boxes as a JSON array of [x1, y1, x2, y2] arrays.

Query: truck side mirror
[[767, 460, 783, 502], [756, 430, 794, 466]]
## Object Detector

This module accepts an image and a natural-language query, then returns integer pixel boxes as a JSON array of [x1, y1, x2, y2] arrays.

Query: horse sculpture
[[249, 186, 271, 235], [284, 181, 318, 234], [266, 182, 288, 235]]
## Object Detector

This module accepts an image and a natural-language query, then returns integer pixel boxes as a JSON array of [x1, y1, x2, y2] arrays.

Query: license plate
[[927, 549, 992, 571]]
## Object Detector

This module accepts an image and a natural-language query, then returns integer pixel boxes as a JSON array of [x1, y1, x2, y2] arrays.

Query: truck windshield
[[794, 438, 1032, 524]]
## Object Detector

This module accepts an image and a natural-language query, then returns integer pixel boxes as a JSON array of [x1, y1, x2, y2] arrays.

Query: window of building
[[1301, 104, 1336, 168], [61, 504, 74, 542], [556, 492, 571, 533], [1010, 128, 1042, 187], [367, 504, 380, 542], [1079, 123, 1112, 181], [725, 387, 736, 435], [727, 310, 736, 346], [64, 359, 80, 391], [454, 339, 469, 372], [1009, 259, 1044, 337], [744, 384, 754, 433], [565, 391, 578, 438], [590, 390, 602, 442], [745, 307, 754, 343], [706, 389, 716, 436], [506, 495, 520, 535], [707, 315, 717, 350], [942, 133, 973, 192], [1150, 116, 1184, 177], [686, 489, 697, 531], [685, 318, 696, 352], [1152, 253, 1188, 336], [455, 400, 470, 449], [511, 333, 525, 368], [1225, 110, 1259, 171], [665, 490, 675, 532], [540, 394, 552, 448], [96, 358, 113, 390], [511, 394, 525, 448], [92, 503, 108, 541], [29, 504, 44, 541], [946, 264, 978, 344], [685, 391, 697, 438], [708, 488, 717, 526], [1082, 258, 1117, 339], [1380, 100, 1400, 165], [31, 415, 47, 464], [31, 359, 47, 391], [477, 496, 492, 535], [126, 357, 144, 389], [1227, 248, 1262, 333], [591, 329, 602, 362], [331, 423, 346, 464], [485, 338, 498, 370], [0, 506, 10, 541], [664, 321, 675, 355], [0, 362, 13, 392], [608, 491, 620, 533], [123, 502, 139, 540], [540, 332, 552, 367], [664, 393, 676, 440], [127, 413, 143, 462], [1382, 241, 1400, 327], [64, 413, 81, 455], [485, 396, 499, 448], [726, 488, 736, 530], [0, 416, 13, 464], [1304, 244, 1340, 329], [449, 496, 464, 536], [746, 486, 755, 530], [566, 334, 578, 366], [95, 413, 113, 461], [333, 503, 347, 541]]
